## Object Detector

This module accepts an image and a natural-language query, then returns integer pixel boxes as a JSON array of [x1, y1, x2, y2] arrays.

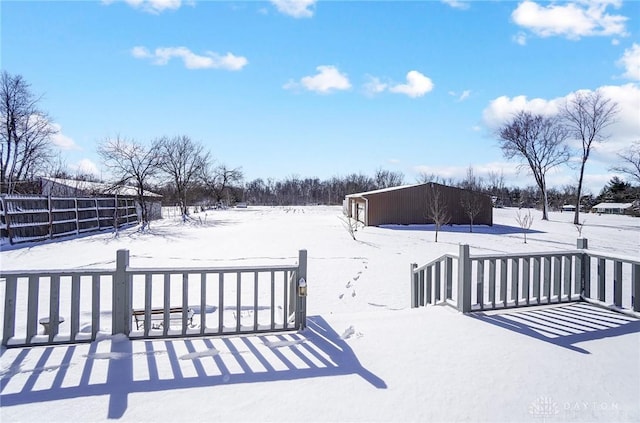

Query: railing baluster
[[533, 257, 541, 304], [236, 271, 242, 332], [253, 271, 259, 331], [511, 258, 519, 306], [500, 259, 507, 307], [435, 262, 441, 302], [477, 259, 484, 310], [553, 256, 561, 303], [522, 257, 530, 306], [445, 256, 453, 300], [26, 275, 39, 342], [418, 269, 425, 307], [163, 273, 170, 336], [182, 272, 189, 336], [49, 275, 61, 343], [426, 267, 432, 305], [71, 274, 81, 341], [543, 256, 551, 304], [598, 258, 606, 302], [270, 271, 276, 330], [489, 259, 496, 308], [200, 272, 206, 335], [613, 260, 623, 308], [3, 276, 17, 345], [563, 256, 571, 302], [91, 274, 100, 340], [144, 274, 152, 336], [218, 273, 224, 333]]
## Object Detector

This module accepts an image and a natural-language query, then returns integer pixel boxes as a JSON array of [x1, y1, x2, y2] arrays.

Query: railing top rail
[[470, 249, 639, 264], [470, 250, 584, 261], [583, 250, 640, 264], [414, 254, 458, 273], [0, 268, 114, 277], [127, 264, 299, 274]]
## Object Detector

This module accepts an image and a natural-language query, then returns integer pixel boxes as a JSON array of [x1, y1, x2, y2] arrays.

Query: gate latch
[[298, 278, 307, 297]]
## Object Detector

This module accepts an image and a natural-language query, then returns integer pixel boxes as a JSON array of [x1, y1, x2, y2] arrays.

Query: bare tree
[[562, 90, 618, 224], [200, 163, 243, 205], [98, 136, 162, 226], [460, 190, 483, 232], [374, 168, 404, 189], [497, 111, 570, 220], [0, 71, 57, 193], [425, 184, 450, 242], [610, 141, 640, 185], [158, 135, 209, 216], [515, 209, 533, 244]]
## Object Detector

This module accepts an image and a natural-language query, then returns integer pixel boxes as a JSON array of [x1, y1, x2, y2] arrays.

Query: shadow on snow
[[470, 302, 640, 354], [378, 223, 545, 235], [0, 315, 386, 419]]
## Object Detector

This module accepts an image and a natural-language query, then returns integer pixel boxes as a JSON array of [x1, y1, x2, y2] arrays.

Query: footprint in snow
[[351, 289, 356, 297], [339, 293, 344, 300], [340, 325, 364, 340], [345, 281, 352, 288]]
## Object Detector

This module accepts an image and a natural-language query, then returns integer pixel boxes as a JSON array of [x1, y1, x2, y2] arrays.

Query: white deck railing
[[411, 239, 640, 316], [1, 250, 308, 347]]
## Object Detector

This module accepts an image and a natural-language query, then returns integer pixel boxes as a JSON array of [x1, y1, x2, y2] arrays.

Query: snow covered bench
[[132, 307, 194, 330]]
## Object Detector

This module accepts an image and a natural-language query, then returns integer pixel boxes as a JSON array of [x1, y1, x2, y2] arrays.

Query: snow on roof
[[41, 177, 162, 198], [344, 183, 426, 198], [591, 202, 633, 209]]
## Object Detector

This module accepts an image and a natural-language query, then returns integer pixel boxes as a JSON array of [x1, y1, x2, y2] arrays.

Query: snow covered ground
[[1, 206, 639, 422]]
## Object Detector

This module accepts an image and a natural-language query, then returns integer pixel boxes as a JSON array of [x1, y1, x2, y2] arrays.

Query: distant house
[[40, 177, 163, 220], [561, 204, 576, 212], [344, 182, 493, 227], [590, 202, 634, 215]]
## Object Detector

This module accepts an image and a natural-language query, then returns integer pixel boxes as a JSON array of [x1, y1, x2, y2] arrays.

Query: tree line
[[2, 70, 639, 225]]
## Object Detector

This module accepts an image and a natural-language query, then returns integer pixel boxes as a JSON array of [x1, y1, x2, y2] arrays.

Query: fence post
[[410, 263, 418, 308], [577, 238, 589, 299], [457, 244, 471, 313], [296, 250, 308, 330], [113, 249, 130, 335]]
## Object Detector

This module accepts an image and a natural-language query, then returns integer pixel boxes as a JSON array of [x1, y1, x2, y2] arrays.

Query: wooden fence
[[0, 195, 138, 245], [1, 250, 308, 348], [411, 239, 640, 316]]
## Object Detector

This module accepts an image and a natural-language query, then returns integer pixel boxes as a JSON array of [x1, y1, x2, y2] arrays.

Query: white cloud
[[389, 71, 434, 98], [617, 43, 640, 81], [511, 0, 628, 40], [441, 0, 470, 10], [270, 0, 316, 18], [75, 159, 100, 177], [482, 83, 640, 180], [513, 31, 528, 46], [284, 65, 351, 94], [131, 46, 248, 70], [482, 95, 562, 129], [49, 122, 79, 150], [102, 0, 187, 14], [449, 89, 471, 102], [363, 75, 388, 97]]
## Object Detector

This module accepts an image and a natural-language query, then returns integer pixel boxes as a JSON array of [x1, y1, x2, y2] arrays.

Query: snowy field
[[1, 206, 639, 422]]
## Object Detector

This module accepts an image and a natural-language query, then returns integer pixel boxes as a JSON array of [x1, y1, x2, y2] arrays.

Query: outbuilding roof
[[41, 177, 163, 198]]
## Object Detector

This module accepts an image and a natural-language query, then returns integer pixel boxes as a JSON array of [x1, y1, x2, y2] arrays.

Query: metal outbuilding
[[344, 182, 493, 227]]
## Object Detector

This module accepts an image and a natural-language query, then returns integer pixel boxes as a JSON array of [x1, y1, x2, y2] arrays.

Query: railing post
[[113, 249, 130, 335], [577, 238, 589, 299], [296, 249, 308, 330], [410, 263, 418, 308], [457, 244, 471, 313]]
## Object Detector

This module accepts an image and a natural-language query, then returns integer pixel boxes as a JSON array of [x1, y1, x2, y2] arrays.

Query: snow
[[1, 206, 639, 422]]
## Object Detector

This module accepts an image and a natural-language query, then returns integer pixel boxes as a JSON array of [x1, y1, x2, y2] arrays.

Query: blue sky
[[2, 0, 639, 194]]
